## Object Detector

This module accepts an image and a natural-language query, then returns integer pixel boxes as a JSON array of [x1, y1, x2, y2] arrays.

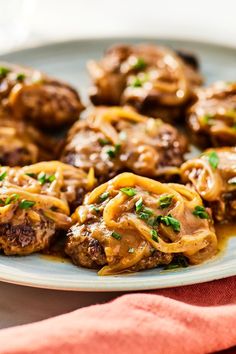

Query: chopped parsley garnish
[[159, 214, 181, 232], [138, 212, 150, 220], [207, 151, 219, 169], [143, 207, 153, 215], [135, 199, 154, 221], [25, 172, 36, 178], [19, 199, 36, 209], [147, 216, 159, 227], [158, 194, 173, 209], [111, 231, 122, 240], [130, 76, 143, 87], [37, 172, 56, 185], [16, 73, 26, 81], [120, 187, 137, 197], [37, 172, 47, 185], [106, 144, 121, 158], [128, 247, 135, 253], [0, 171, 7, 181], [129, 73, 149, 88], [202, 114, 213, 125], [150, 229, 159, 242], [135, 197, 143, 212], [132, 57, 147, 71], [90, 205, 100, 213], [138, 207, 153, 221], [0, 67, 10, 77], [98, 138, 110, 146], [193, 205, 209, 219], [3, 193, 19, 205], [99, 191, 110, 202]]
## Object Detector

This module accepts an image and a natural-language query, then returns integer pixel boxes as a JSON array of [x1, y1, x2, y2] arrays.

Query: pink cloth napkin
[[0, 276, 235, 354]]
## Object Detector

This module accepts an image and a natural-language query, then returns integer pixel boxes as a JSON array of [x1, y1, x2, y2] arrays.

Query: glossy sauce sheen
[[40, 223, 236, 266], [215, 223, 236, 252]]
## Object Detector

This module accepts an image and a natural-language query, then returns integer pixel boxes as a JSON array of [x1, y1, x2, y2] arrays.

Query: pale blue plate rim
[[0, 37, 235, 291]]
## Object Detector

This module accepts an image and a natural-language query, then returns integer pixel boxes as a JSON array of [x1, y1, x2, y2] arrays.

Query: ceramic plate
[[0, 38, 235, 291]]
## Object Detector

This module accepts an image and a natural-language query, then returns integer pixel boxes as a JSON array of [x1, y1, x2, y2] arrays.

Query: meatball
[[0, 118, 55, 166], [66, 173, 217, 275], [181, 147, 236, 222], [60, 106, 188, 183], [87, 44, 203, 122], [0, 161, 90, 255], [187, 82, 236, 147], [0, 62, 84, 128]]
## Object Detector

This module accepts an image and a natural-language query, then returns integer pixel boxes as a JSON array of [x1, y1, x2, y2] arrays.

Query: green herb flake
[[47, 175, 56, 183], [132, 57, 147, 71], [99, 191, 110, 202], [25, 172, 36, 178], [130, 76, 143, 87], [135, 197, 143, 212], [111, 231, 122, 240], [142, 207, 153, 216], [158, 194, 173, 209], [120, 187, 137, 197], [160, 214, 181, 232], [150, 229, 159, 242], [90, 205, 100, 213], [0, 67, 10, 77], [207, 151, 219, 169], [19, 199, 36, 209], [37, 172, 56, 185], [37, 172, 46, 185], [138, 207, 153, 221], [147, 216, 159, 227], [98, 138, 110, 146], [16, 73, 26, 81], [202, 114, 213, 125], [4, 193, 19, 205], [138, 212, 150, 220], [192, 205, 209, 219], [106, 144, 121, 159], [128, 247, 135, 253], [0, 171, 7, 181]]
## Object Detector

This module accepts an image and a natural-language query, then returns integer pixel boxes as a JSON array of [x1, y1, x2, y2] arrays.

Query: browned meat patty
[[87, 44, 203, 122], [66, 224, 173, 271], [0, 215, 56, 255], [0, 118, 55, 166], [66, 172, 217, 275], [0, 161, 91, 255], [0, 62, 84, 128], [61, 106, 188, 183], [181, 147, 236, 222], [187, 81, 236, 147]]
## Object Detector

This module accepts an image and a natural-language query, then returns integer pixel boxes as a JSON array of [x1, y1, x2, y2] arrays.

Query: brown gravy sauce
[[215, 222, 236, 253], [39, 223, 236, 265]]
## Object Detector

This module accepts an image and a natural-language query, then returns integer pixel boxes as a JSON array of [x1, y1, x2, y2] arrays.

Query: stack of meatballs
[[0, 43, 235, 275]]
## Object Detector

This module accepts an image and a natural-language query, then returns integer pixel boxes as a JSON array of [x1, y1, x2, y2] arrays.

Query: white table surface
[[0, 0, 236, 330]]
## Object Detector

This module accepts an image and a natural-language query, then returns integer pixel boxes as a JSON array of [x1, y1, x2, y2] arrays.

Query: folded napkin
[[0, 276, 235, 354]]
